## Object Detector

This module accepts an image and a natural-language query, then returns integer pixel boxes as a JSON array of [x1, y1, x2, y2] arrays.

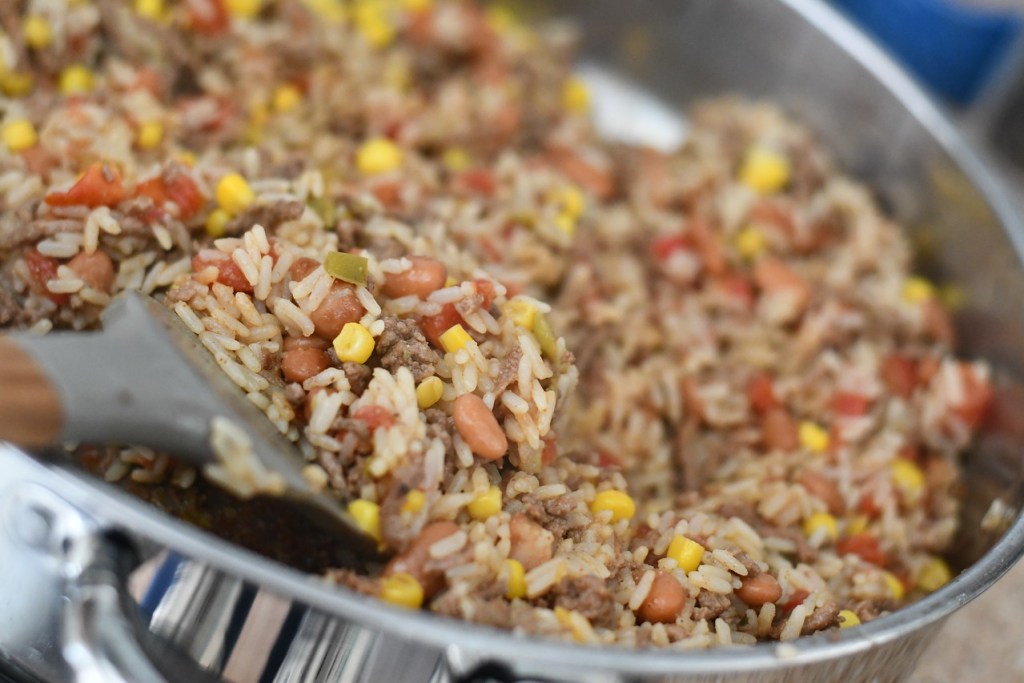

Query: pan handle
[[0, 471, 219, 683]]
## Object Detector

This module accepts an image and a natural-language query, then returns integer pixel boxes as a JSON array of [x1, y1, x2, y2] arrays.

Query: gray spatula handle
[[0, 336, 65, 447]]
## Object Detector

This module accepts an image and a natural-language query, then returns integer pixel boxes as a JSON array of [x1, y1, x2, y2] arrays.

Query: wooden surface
[[911, 555, 1024, 682], [0, 337, 63, 447]]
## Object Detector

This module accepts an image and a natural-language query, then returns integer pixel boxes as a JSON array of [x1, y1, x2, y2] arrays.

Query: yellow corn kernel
[[134, 0, 166, 21], [467, 485, 502, 520], [302, 0, 347, 23], [590, 490, 636, 522], [205, 209, 231, 238], [486, 4, 517, 33], [902, 276, 935, 304], [666, 535, 704, 572], [554, 212, 577, 237], [347, 499, 381, 542], [354, 3, 395, 48], [735, 225, 767, 260], [847, 514, 869, 536], [439, 323, 473, 354], [553, 606, 588, 642], [562, 76, 590, 113], [504, 558, 526, 599], [403, 0, 432, 11], [356, 137, 402, 176], [882, 571, 905, 600], [502, 299, 537, 330], [442, 147, 470, 173], [272, 84, 301, 113], [2, 119, 37, 152], [215, 173, 255, 215], [24, 16, 53, 50], [739, 146, 790, 195], [799, 421, 829, 454], [415, 376, 443, 409], [379, 572, 424, 609], [401, 490, 425, 515], [552, 185, 585, 219], [444, 276, 458, 288], [837, 609, 861, 628], [890, 459, 925, 500], [333, 322, 376, 363], [177, 150, 198, 167], [226, 0, 261, 19], [917, 557, 951, 593], [59, 64, 95, 95], [803, 512, 838, 541], [136, 120, 163, 150], [0, 71, 34, 97]]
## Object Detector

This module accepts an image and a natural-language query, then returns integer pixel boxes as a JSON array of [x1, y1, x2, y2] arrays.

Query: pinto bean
[[761, 407, 798, 451], [637, 571, 687, 624], [67, 250, 115, 292], [797, 470, 845, 515], [385, 521, 460, 597], [290, 256, 319, 282], [509, 513, 553, 570], [382, 256, 447, 299], [281, 348, 330, 383], [736, 573, 782, 607], [452, 393, 508, 460], [283, 335, 330, 352], [310, 283, 365, 339]]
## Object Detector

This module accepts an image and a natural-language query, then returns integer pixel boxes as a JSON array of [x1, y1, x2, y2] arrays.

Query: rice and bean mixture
[[0, 0, 993, 648]]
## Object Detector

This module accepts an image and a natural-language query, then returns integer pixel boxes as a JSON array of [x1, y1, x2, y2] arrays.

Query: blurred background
[[831, 0, 1024, 186]]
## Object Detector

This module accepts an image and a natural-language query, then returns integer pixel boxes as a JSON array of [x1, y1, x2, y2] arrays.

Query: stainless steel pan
[[3, 1, 1024, 681]]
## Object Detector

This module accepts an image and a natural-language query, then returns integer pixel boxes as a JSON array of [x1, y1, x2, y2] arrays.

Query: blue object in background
[[833, 0, 1022, 104]]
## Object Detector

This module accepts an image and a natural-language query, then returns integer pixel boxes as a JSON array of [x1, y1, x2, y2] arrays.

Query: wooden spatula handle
[[0, 337, 63, 447]]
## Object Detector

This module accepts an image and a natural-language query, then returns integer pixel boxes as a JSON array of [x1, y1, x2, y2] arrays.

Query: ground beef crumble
[[376, 315, 440, 383], [545, 575, 618, 629]]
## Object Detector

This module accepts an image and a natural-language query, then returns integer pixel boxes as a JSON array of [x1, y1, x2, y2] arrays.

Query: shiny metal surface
[[3, 0, 1024, 681], [11, 291, 376, 555]]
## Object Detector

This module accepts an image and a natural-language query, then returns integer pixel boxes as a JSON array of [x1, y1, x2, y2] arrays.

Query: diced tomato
[[191, 249, 254, 294], [187, 0, 230, 35], [541, 436, 558, 466], [782, 589, 809, 613], [45, 163, 126, 208], [858, 492, 882, 518], [456, 168, 498, 196], [837, 532, 886, 566], [473, 279, 497, 309], [649, 234, 691, 261], [747, 372, 778, 414], [133, 177, 166, 206], [954, 364, 992, 429], [420, 303, 463, 348], [717, 273, 754, 307], [163, 173, 203, 220], [832, 392, 870, 417], [596, 449, 621, 469], [352, 405, 397, 432], [23, 249, 70, 305], [882, 355, 917, 400]]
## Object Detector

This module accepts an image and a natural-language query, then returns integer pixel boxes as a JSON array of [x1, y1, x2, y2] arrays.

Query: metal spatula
[[0, 290, 380, 558]]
